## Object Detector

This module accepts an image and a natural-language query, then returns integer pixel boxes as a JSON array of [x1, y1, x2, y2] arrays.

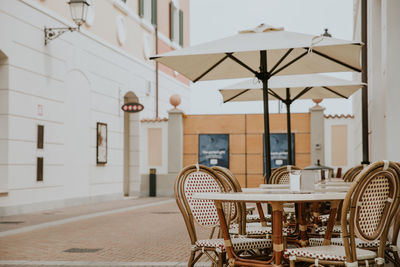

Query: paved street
[[0, 198, 211, 267]]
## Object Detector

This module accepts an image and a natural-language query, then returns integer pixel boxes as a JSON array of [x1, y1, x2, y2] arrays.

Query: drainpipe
[[155, 25, 159, 118]]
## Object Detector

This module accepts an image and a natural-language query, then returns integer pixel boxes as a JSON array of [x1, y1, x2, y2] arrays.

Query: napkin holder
[[290, 170, 318, 193]]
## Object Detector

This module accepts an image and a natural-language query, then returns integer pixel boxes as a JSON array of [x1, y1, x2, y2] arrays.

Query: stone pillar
[[310, 100, 325, 165], [150, 95, 184, 197], [168, 108, 183, 174]]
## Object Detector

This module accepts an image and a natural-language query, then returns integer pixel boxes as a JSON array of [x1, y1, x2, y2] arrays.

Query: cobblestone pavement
[[0, 198, 212, 267]]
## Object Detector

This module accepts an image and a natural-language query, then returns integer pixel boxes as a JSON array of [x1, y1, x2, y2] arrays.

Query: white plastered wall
[[352, 0, 400, 163], [140, 121, 169, 176], [0, 0, 190, 215], [324, 116, 356, 173]]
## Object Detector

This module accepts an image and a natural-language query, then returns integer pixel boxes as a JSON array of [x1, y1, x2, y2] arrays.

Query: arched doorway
[[123, 92, 140, 196]]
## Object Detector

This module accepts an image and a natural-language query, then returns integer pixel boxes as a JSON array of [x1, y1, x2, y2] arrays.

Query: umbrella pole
[[285, 88, 292, 165], [361, 0, 370, 164], [260, 50, 272, 183]]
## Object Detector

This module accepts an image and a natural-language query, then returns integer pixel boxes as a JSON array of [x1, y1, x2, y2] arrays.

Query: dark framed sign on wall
[[96, 122, 108, 164], [198, 134, 229, 168], [264, 133, 295, 170]]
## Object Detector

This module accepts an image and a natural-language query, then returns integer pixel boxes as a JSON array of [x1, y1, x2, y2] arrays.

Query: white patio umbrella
[[151, 24, 362, 181], [219, 74, 364, 166]]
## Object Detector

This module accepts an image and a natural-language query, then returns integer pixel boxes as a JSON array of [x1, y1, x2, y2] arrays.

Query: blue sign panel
[[198, 134, 229, 168], [264, 133, 295, 170]]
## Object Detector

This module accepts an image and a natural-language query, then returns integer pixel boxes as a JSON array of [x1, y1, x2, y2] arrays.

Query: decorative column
[[309, 99, 325, 165], [168, 95, 183, 174]]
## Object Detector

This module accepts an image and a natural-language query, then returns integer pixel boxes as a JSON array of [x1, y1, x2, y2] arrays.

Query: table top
[[243, 186, 350, 193], [259, 181, 352, 190], [193, 190, 347, 203]]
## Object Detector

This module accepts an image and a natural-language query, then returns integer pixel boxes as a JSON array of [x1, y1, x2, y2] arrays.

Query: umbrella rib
[[292, 87, 314, 101], [225, 53, 258, 76], [322, 86, 349, 99], [305, 48, 361, 72], [270, 51, 308, 76], [268, 89, 284, 102], [223, 89, 251, 103], [269, 48, 294, 74], [193, 54, 230, 82]]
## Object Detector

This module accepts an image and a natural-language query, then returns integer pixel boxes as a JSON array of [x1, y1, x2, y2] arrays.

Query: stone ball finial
[[170, 94, 181, 109], [312, 99, 323, 106]]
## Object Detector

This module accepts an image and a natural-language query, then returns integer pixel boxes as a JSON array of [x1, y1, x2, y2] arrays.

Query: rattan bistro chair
[[343, 165, 365, 182], [285, 161, 400, 267], [212, 166, 280, 239], [314, 164, 366, 236], [270, 165, 300, 185], [175, 164, 272, 267]]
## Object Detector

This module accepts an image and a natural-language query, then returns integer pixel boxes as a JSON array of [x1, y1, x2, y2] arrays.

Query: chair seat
[[246, 214, 271, 222], [285, 245, 376, 261], [229, 223, 295, 235], [315, 225, 342, 234], [309, 237, 381, 249], [195, 237, 272, 252], [318, 214, 330, 223], [318, 214, 350, 224]]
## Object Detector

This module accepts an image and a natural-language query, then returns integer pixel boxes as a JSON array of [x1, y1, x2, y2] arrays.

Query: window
[[139, 0, 157, 26], [169, 2, 183, 46], [37, 157, 43, 181], [37, 125, 44, 149]]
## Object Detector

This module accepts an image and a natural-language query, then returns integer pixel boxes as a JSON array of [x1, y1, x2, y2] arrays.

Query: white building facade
[[0, 0, 190, 215], [352, 0, 400, 163]]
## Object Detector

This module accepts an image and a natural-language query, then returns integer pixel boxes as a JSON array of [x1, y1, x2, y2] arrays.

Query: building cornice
[[110, 0, 182, 50], [18, 0, 189, 88]]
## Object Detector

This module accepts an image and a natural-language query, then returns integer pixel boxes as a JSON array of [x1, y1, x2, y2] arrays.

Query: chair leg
[[188, 251, 196, 267], [216, 252, 224, 267], [289, 260, 295, 267]]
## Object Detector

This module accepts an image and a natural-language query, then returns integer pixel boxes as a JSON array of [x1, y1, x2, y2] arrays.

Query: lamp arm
[[44, 26, 79, 45]]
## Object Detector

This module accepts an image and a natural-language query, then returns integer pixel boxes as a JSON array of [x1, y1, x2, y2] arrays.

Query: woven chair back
[[212, 166, 246, 233], [341, 161, 400, 262], [270, 165, 300, 184], [212, 166, 242, 192], [342, 164, 365, 182], [174, 164, 226, 245]]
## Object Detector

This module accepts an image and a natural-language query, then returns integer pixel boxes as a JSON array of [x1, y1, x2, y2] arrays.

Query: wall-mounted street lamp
[[44, 0, 90, 45]]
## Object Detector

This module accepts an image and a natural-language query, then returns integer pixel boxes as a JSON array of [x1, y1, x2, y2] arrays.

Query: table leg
[[215, 200, 274, 267], [297, 202, 308, 247], [322, 200, 340, 245], [271, 202, 284, 267], [214, 200, 235, 261], [313, 201, 320, 227]]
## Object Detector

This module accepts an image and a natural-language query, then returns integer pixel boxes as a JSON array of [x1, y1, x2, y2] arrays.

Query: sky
[[188, 0, 356, 115]]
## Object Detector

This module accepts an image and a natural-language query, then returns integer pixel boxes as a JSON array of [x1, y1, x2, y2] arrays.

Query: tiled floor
[[0, 198, 211, 266]]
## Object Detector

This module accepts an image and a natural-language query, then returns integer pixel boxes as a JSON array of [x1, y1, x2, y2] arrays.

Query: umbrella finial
[[239, 24, 284, 34], [322, 28, 332, 37]]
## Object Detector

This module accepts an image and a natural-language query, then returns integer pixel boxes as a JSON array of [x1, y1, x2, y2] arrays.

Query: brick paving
[[0, 198, 211, 266], [0, 198, 167, 233]]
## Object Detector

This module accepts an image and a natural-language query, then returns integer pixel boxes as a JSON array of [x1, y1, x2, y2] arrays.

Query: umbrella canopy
[[219, 74, 364, 102], [219, 74, 364, 167], [150, 24, 362, 182], [151, 24, 361, 82]]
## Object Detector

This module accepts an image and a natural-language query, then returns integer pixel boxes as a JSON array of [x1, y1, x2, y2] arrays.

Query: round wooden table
[[194, 190, 347, 267]]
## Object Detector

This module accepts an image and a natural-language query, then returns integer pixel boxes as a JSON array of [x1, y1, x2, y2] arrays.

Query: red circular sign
[[121, 103, 144, 113]]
